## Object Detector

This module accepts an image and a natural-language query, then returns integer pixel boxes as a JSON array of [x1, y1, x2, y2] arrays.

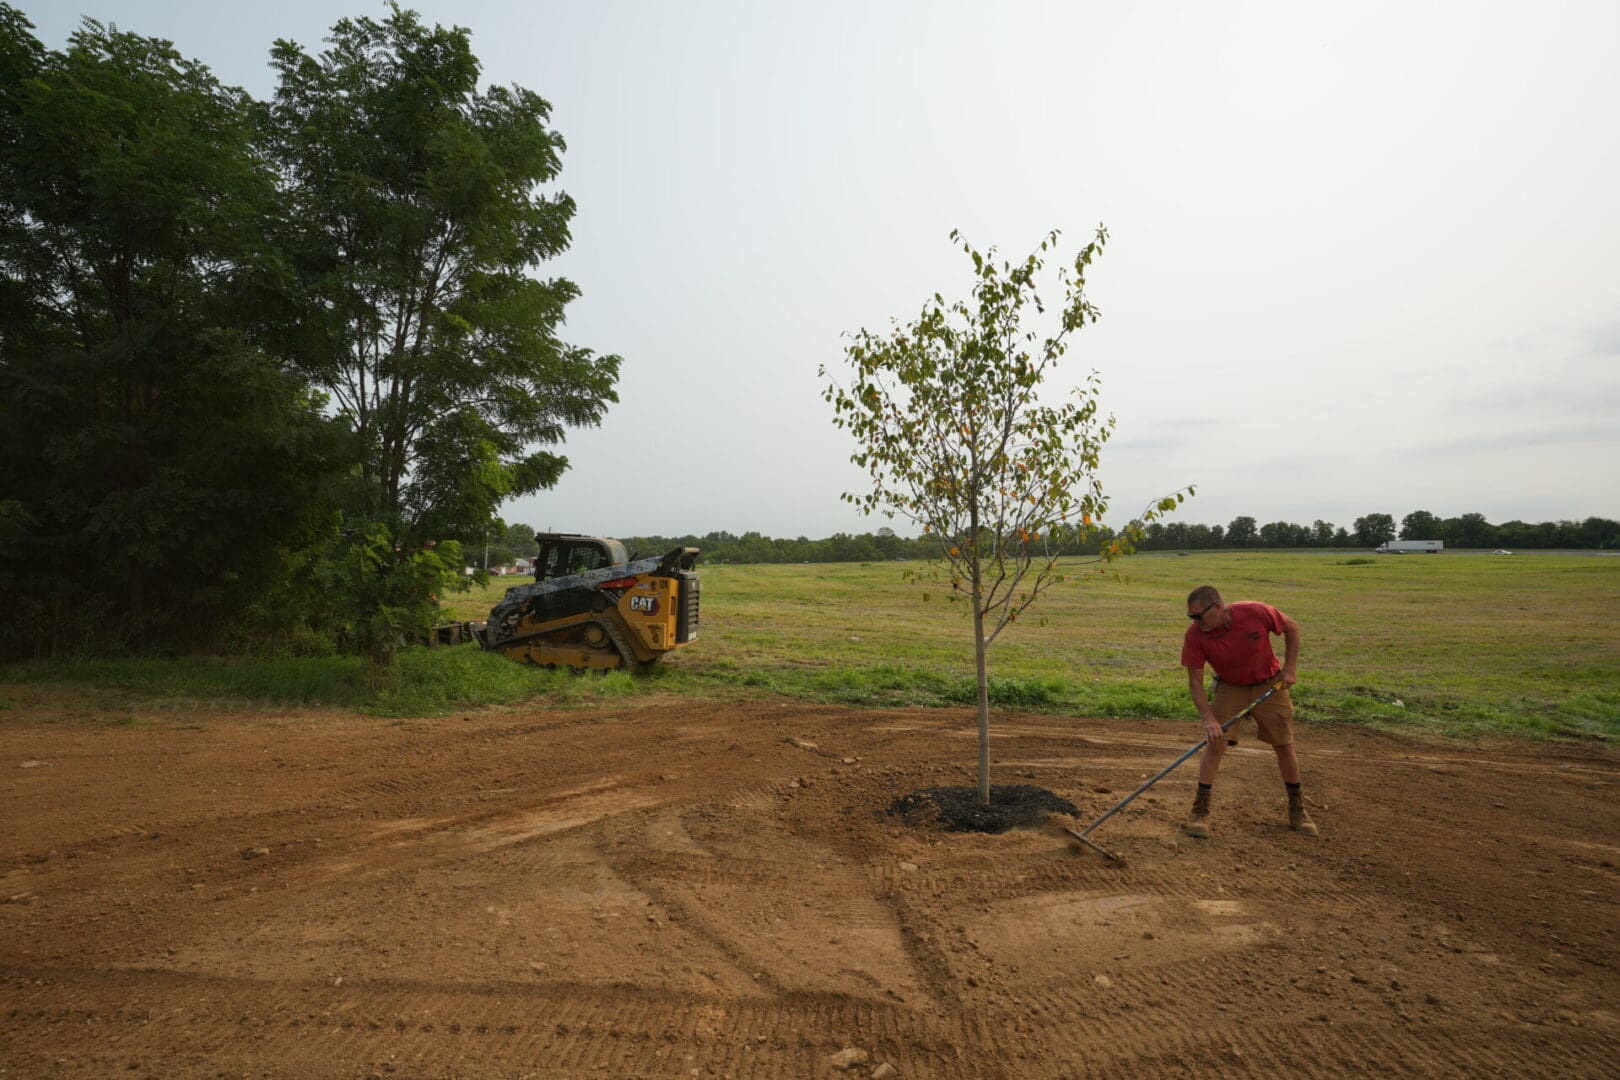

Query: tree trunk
[[973, 589, 991, 807]]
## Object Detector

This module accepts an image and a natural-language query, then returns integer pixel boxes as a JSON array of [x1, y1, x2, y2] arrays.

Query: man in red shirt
[[1181, 585, 1319, 839]]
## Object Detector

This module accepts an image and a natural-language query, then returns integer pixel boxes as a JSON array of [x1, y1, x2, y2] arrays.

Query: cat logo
[[629, 595, 660, 615]]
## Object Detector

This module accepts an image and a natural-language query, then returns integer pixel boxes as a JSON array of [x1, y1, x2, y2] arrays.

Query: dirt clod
[[828, 1046, 869, 1070]]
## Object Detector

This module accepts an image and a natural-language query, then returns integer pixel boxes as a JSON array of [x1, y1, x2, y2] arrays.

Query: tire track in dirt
[[606, 796, 939, 1012], [2, 965, 982, 1079], [282, 783, 664, 889], [5, 701, 1617, 1077], [0, 712, 603, 867], [1028, 961, 1619, 1078]]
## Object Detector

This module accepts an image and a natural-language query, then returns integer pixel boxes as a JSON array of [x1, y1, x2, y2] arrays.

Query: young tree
[[822, 227, 1188, 806], [265, 6, 620, 546]]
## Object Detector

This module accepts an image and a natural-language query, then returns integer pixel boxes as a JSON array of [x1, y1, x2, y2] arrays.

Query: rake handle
[[1072, 681, 1283, 842]]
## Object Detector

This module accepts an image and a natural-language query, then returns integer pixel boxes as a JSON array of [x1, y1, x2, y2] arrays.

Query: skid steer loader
[[473, 534, 700, 670]]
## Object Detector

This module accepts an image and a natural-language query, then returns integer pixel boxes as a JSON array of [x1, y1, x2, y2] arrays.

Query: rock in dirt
[[828, 1047, 869, 1070], [871, 1064, 896, 1079], [1093, 974, 1114, 989], [18, 760, 52, 769], [241, 847, 271, 860]]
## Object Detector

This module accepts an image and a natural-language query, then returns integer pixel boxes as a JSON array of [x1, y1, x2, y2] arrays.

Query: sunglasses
[[1187, 604, 1218, 620]]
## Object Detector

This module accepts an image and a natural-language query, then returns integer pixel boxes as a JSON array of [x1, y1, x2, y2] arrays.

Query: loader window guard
[[537, 539, 619, 580]]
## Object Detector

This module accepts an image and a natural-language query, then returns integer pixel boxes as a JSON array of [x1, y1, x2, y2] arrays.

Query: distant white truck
[[1375, 539, 1444, 554]]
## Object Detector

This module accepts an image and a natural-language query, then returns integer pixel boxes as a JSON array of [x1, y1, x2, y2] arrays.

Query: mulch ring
[[888, 784, 1079, 834]]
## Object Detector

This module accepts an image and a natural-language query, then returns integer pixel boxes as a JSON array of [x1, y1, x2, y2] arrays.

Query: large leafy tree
[[1225, 516, 1258, 547], [1259, 520, 1310, 547], [266, 6, 620, 545], [1353, 513, 1397, 547], [0, 7, 345, 654], [823, 227, 1187, 806], [1400, 509, 1441, 539], [1441, 511, 1493, 549], [1578, 516, 1620, 550]]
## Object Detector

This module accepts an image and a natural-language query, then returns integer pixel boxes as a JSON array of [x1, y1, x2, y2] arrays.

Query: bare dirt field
[[3, 695, 1617, 1078]]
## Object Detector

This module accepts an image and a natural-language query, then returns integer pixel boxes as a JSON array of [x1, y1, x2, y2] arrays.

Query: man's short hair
[[1187, 585, 1222, 608]]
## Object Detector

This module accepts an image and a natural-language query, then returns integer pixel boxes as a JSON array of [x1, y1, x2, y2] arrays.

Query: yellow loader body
[[478, 536, 699, 671]]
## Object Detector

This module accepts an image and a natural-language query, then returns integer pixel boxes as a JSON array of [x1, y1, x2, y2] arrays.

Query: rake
[[1063, 681, 1284, 861]]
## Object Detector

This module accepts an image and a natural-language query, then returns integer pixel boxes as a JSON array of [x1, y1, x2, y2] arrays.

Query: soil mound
[[888, 783, 1079, 833]]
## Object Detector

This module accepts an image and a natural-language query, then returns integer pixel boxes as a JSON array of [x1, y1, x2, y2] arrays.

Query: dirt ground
[[2, 693, 1617, 1079]]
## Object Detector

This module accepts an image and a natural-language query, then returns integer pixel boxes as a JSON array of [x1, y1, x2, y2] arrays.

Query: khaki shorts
[[1212, 680, 1295, 747]]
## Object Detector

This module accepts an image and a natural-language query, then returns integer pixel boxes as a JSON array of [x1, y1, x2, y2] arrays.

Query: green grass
[[0, 644, 642, 718], [5, 551, 1619, 738], [645, 551, 1620, 740]]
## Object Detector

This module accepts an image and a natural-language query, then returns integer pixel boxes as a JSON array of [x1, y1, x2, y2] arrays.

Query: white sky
[[27, 1, 1620, 538]]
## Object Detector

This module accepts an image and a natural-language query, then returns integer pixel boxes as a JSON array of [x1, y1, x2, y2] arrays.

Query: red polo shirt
[[1181, 601, 1288, 685]]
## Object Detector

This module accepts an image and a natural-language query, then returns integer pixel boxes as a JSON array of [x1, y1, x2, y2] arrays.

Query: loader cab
[[533, 533, 628, 581]]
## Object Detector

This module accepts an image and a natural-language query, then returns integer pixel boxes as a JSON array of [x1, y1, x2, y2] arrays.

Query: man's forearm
[[1188, 674, 1215, 719], [1283, 625, 1301, 671]]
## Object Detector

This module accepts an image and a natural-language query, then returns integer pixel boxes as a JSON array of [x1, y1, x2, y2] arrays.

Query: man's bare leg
[[1186, 740, 1226, 838], [1273, 742, 1301, 784], [1274, 743, 1318, 835]]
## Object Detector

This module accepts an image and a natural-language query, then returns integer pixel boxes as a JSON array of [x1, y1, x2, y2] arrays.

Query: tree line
[[1133, 512, 1619, 552], [5, 7, 1612, 661], [611, 511, 1620, 566], [0, 6, 616, 659]]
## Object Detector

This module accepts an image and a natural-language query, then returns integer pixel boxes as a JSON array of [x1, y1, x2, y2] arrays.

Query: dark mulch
[[888, 784, 1079, 834]]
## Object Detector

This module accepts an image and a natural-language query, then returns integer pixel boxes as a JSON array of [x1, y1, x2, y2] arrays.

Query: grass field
[[6, 551, 1619, 739], [672, 551, 1620, 738]]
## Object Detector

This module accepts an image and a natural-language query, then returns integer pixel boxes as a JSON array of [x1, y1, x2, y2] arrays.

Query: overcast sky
[[25, 1, 1620, 538]]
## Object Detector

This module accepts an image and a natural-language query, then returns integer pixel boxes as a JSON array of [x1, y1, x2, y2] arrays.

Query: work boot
[[1288, 790, 1320, 836], [1184, 787, 1212, 839]]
